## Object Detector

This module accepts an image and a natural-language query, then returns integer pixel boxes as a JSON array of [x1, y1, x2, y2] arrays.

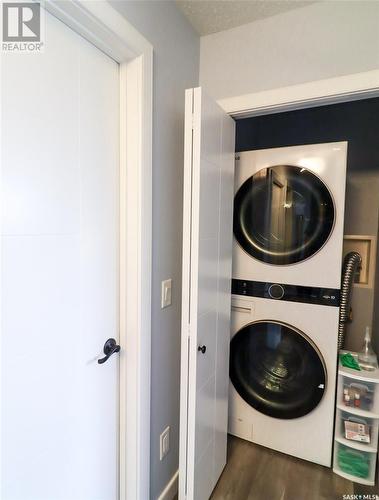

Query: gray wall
[[109, 2, 199, 498], [373, 235, 379, 357], [344, 172, 379, 353], [200, 0, 379, 100]]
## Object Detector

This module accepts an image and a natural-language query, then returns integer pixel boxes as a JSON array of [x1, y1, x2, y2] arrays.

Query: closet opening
[[216, 96, 379, 500]]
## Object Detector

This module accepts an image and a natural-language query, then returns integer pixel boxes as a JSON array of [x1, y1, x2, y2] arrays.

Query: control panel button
[[268, 284, 285, 300]]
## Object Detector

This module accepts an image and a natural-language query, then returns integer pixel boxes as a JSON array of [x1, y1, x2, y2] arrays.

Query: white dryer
[[228, 288, 339, 466], [233, 142, 347, 288]]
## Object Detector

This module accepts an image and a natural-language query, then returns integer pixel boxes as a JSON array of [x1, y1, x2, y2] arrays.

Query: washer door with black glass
[[229, 321, 326, 419], [233, 165, 335, 265]]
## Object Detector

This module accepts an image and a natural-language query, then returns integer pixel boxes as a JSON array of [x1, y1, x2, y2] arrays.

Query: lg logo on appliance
[[2, 1, 44, 52]]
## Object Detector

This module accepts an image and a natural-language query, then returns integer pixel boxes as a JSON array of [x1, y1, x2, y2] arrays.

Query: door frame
[[218, 69, 379, 117], [43, 2, 153, 499]]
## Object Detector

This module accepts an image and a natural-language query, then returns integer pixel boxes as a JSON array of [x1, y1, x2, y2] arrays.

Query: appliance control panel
[[232, 279, 340, 307]]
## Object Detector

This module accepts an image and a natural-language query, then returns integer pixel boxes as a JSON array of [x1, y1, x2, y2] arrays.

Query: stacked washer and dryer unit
[[229, 142, 348, 466]]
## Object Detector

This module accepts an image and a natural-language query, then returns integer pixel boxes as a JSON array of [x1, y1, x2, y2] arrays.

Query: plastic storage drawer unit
[[341, 376, 375, 412], [333, 352, 379, 486], [336, 443, 375, 479], [338, 410, 378, 446]]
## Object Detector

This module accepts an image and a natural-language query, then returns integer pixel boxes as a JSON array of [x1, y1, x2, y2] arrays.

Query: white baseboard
[[157, 470, 179, 500]]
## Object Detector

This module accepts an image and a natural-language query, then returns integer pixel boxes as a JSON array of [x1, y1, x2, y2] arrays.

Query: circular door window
[[233, 165, 335, 265], [229, 321, 326, 419]]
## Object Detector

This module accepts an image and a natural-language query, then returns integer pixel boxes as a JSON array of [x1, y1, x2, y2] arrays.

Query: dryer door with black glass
[[233, 165, 335, 265]]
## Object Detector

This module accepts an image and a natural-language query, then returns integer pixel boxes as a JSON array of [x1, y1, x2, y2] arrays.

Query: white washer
[[228, 292, 339, 466], [233, 142, 347, 289]]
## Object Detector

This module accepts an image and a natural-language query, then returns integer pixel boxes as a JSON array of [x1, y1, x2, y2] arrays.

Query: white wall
[[200, 1, 379, 100], [109, 2, 199, 498]]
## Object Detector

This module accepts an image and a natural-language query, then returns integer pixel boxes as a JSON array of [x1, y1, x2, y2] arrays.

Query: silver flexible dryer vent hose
[[338, 251, 362, 350]]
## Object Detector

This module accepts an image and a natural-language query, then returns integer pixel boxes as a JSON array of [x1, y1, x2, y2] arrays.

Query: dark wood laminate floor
[[175, 435, 379, 500], [209, 436, 354, 500]]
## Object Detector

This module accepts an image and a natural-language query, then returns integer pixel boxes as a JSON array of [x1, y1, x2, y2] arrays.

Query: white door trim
[[218, 69, 379, 118], [43, 2, 153, 499]]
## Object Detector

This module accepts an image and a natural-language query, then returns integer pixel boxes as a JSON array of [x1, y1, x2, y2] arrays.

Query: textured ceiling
[[176, 0, 317, 36]]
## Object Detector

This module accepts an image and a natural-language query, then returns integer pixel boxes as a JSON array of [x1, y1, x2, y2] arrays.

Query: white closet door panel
[[197, 234, 219, 317], [179, 87, 235, 500], [213, 111, 236, 482], [199, 158, 222, 239], [194, 441, 214, 500], [199, 92, 223, 166], [195, 375, 216, 461], [195, 311, 217, 389]]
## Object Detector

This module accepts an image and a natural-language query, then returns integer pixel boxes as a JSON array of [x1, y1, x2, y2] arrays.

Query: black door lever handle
[[98, 338, 120, 364], [198, 345, 206, 354]]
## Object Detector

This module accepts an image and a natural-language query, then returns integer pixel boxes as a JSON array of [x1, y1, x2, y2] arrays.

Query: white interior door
[[1, 10, 119, 500], [179, 87, 235, 500]]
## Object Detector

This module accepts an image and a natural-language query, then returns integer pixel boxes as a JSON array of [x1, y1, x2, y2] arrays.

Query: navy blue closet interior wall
[[236, 97, 379, 172]]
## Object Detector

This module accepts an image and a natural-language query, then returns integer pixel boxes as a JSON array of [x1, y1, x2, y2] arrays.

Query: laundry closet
[[179, 91, 379, 500]]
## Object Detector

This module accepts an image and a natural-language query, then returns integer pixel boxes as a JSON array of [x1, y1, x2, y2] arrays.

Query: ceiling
[[176, 0, 317, 36]]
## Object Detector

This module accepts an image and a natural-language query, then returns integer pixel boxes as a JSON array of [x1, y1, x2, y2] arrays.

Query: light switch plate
[[161, 279, 172, 309], [160, 426, 170, 460]]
